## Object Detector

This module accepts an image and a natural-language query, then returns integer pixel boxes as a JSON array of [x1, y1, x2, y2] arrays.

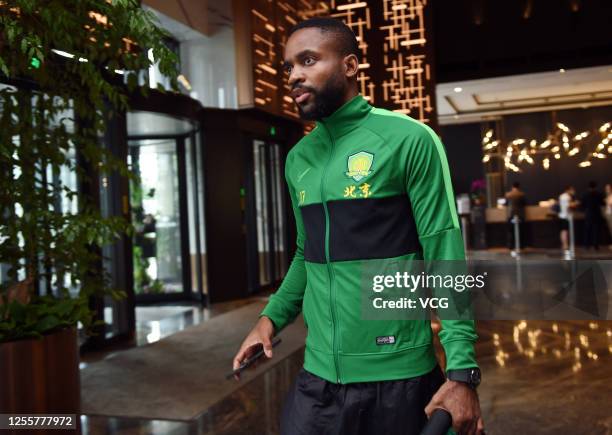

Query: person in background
[[558, 185, 578, 255], [580, 181, 605, 251], [606, 183, 612, 250], [504, 181, 527, 253]]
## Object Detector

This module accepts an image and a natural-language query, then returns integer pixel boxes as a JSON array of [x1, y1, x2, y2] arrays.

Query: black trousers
[[280, 365, 446, 435], [583, 218, 601, 249]]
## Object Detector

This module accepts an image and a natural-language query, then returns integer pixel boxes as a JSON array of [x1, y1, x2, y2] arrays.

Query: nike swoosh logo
[[297, 167, 311, 182]]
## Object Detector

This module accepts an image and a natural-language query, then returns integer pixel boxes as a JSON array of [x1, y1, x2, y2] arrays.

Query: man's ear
[[344, 54, 359, 78]]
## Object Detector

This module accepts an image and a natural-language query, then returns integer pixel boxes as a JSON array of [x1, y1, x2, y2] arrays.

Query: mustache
[[291, 85, 316, 94]]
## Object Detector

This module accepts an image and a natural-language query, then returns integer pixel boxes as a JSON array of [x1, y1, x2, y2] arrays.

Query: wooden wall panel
[[245, 0, 438, 129]]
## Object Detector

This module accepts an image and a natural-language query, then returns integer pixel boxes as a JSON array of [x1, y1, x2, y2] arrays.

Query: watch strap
[[447, 368, 480, 389]]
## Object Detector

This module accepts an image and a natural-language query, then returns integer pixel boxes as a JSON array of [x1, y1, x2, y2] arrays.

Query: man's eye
[[304, 57, 315, 66], [285, 65, 292, 74]]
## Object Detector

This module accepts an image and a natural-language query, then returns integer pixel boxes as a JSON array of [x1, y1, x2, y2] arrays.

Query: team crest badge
[[345, 151, 374, 182]]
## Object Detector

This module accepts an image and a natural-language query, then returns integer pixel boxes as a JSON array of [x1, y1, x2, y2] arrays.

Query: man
[[504, 181, 527, 253], [580, 181, 605, 250], [559, 185, 578, 255], [233, 17, 483, 435]]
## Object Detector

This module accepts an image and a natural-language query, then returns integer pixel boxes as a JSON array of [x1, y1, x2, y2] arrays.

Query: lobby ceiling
[[436, 65, 612, 125]]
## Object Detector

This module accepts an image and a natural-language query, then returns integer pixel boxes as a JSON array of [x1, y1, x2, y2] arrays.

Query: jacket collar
[[315, 94, 372, 141]]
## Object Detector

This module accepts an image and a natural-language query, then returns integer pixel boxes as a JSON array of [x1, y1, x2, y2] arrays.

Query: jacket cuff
[[259, 296, 292, 333], [441, 338, 479, 371]]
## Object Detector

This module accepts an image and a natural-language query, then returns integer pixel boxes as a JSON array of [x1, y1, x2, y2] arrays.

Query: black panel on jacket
[[327, 195, 421, 261], [300, 203, 326, 263]]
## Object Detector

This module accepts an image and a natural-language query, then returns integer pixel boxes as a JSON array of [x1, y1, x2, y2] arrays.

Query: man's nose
[[288, 66, 305, 87]]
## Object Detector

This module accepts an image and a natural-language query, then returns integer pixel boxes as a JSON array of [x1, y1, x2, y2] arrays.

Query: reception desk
[[471, 206, 606, 249], [485, 205, 585, 223]]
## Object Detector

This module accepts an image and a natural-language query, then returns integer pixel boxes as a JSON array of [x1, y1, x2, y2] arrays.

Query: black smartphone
[[226, 337, 282, 380]]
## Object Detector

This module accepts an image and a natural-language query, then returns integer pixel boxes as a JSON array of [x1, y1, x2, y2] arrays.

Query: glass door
[[126, 111, 207, 303], [129, 138, 184, 296], [248, 139, 289, 292]]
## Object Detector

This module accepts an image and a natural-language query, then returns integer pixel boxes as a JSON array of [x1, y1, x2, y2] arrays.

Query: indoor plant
[[0, 0, 178, 416]]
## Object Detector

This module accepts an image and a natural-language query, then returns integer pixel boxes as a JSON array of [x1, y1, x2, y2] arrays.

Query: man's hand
[[425, 380, 484, 435], [231, 316, 276, 380]]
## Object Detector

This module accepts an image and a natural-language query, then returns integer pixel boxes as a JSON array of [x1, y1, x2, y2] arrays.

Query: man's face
[[283, 27, 348, 121]]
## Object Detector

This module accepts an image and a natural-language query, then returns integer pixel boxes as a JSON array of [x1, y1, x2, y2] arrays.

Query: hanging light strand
[[481, 121, 610, 171]]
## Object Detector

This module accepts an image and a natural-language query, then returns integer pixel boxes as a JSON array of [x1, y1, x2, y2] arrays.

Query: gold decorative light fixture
[[481, 121, 611, 172]]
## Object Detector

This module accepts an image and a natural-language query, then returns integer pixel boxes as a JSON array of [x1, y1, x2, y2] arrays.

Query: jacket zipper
[[319, 122, 341, 383]]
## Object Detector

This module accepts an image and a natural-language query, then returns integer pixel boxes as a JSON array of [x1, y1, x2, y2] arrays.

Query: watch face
[[470, 368, 481, 385]]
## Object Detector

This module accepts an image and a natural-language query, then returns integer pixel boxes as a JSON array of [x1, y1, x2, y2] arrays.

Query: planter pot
[[0, 325, 81, 434]]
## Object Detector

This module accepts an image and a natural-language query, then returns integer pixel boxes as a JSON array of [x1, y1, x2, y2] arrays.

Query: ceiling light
[[51, 49, 75, 59], [482, 121, 611, 170], [559, 68, 566, 73], [454, 87, 462, 93]]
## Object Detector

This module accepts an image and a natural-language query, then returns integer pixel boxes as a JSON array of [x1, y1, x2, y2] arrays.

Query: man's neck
[[341, 87, 359, 105]]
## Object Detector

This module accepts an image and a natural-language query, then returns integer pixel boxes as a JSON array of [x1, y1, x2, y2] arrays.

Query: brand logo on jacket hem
[[345, 151, 374, 182], [376, 335, 396, 345]]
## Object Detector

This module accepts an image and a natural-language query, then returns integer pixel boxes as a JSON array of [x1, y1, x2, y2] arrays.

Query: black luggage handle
[[420, 408, 452, 435]]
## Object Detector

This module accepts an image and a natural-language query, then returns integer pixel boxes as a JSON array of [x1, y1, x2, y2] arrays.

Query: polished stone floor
[[472, 320, 612, 435], [80, 319, 612, 434], [79, 248, 612, 434], [81, 296, 268, 366], [468, 246, 612, 260]]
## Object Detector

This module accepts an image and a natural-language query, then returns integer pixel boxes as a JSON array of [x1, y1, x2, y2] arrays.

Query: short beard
[[296, 72, 347, 121]]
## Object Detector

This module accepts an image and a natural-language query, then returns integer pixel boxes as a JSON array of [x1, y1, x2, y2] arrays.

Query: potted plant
[[469, 178, 487, 206], [0, 0, 178, 420]]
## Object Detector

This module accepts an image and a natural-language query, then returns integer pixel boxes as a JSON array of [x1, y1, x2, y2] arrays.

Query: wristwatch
[[446, 367, 481, 390]]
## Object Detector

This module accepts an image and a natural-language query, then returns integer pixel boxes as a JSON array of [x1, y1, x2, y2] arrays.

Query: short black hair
[[288, 17, 360, 62], [512, 181, 520, 188]]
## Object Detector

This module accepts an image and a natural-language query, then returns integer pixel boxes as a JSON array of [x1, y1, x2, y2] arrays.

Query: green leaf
[[0, 0, 180, 343], [54, 299, 76, 318], [0, 61, 7, 77], [8, 302, 26, 324], [35, 315, 60, 333]]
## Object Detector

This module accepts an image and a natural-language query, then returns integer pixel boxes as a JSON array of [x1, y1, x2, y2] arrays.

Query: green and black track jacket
[[260, 94, 478, 384]]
